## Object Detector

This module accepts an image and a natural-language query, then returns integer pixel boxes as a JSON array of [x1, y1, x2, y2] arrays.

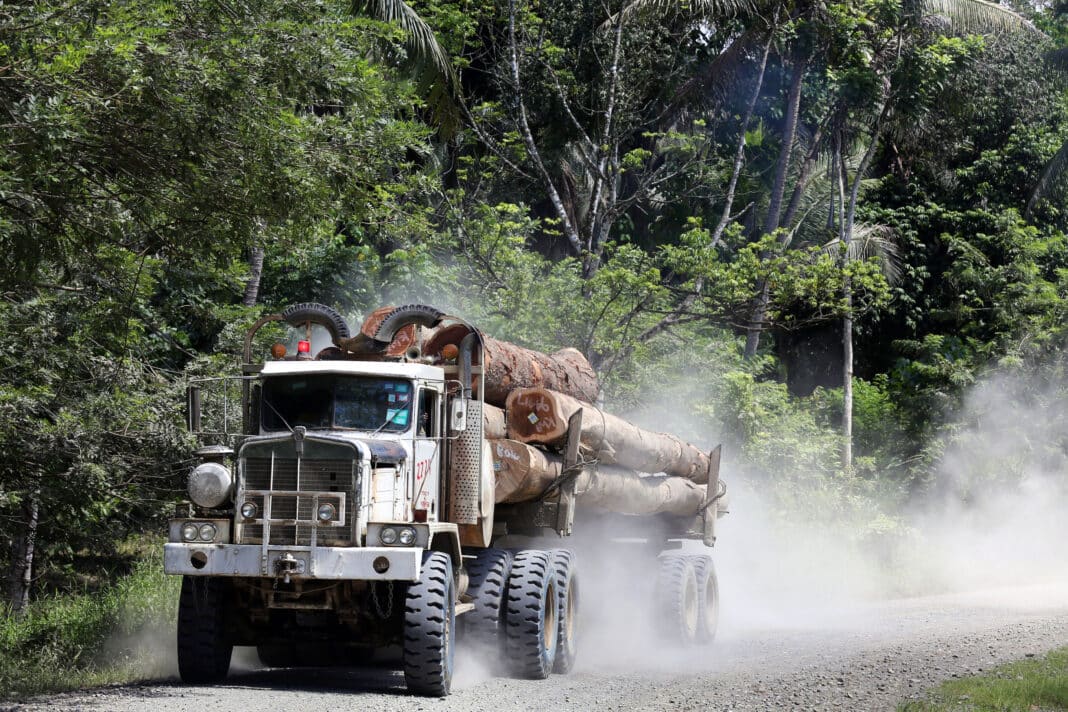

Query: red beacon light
[[297, 340, 312, 359]]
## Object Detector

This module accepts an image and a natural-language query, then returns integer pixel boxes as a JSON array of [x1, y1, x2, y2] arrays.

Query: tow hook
[[275, 553, 305, 584]]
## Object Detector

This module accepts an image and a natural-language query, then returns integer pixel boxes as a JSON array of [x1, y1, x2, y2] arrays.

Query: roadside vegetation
[[1, 0, 1068, 699], [900, 647, 1068, 711]]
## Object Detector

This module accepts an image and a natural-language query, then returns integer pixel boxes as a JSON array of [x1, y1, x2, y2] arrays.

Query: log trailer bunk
[[165, 303, 726, 696]]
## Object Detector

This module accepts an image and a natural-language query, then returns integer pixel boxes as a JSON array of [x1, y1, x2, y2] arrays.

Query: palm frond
[[352, 0, 460, 132], [823, 223, 903, 285], [919, 0, 1035, 34], [608, 0, 756, 31], [1025, 138, 1068, 220]]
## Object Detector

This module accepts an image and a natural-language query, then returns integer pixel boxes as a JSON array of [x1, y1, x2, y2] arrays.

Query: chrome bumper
[[164, 543, 422, 581]]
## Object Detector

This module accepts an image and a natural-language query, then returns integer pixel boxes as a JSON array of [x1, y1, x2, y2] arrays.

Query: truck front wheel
[[505, 550, 557, 679], [403, 551, 456, 696], [177, 576, 233, 684]]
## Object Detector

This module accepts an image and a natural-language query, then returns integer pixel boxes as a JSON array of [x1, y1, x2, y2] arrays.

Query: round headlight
[[379, 527, 398, 545], [240, 501, 258, 520], [198, 523, 217, 542], [398, 527, 416, 546], [317, 503, 336, 522], [181, 522, 199, 542], [188, 462, 232, 508]]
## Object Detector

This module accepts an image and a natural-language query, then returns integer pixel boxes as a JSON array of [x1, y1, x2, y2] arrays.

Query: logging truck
[[164, 303, 727, 696]]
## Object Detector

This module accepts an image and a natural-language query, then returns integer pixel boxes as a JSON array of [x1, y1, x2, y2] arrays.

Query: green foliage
[[0, 541, 179, 699]]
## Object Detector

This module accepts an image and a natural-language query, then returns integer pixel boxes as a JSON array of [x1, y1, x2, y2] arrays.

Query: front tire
[[403, 551, 456, 696], [177, 577, 233, 684], [505, 550, 558, 679]]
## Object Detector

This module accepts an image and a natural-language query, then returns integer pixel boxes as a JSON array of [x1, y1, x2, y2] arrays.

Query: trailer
[[165, 303, 727, 695]]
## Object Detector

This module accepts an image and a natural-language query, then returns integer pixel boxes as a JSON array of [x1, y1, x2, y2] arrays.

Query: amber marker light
[[441, 343, 459, 361], [270, 343, 287, 359]]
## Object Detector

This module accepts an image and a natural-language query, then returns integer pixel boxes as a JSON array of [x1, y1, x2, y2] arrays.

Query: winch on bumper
[[164, 543, 422, 581]]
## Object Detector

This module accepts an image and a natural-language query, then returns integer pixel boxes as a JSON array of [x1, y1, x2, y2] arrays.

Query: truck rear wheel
[[690, 555, 719, 643], [403, 551, 456, 696], [505, 550, 557, 679], [177, 576, 233, 684], [550, 549, 578, 674], [657, 555, 699, 644], [463, 548, 513, 652]]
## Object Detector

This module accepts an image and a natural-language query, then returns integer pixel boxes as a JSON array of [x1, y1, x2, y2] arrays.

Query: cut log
[[505, 388, 714, 484], [574, 467, 706, 517], [425, 324, 599, 407], [484, 403, 507, 440], [491, 439, 562, 504]]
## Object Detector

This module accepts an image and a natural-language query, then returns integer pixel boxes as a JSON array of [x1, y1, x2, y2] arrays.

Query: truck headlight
[[188, 462, 232, 508], [198, 523, 217, 542], [181, 522, 200, 542], [380, 527, 398, 545], [398, 527, 416, 545], [317, 503, 336, 522], [240, 501, 258, 520]]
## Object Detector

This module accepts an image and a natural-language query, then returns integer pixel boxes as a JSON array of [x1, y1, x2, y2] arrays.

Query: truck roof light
[[297, 340, 311, 354], [271, 343, 287, 359]]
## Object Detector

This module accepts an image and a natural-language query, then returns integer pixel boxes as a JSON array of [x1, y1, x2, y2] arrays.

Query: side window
[[417, 389, 439, 437]]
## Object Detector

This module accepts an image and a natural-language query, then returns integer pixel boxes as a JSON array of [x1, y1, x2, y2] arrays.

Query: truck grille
[[237, 457, 357, 546]]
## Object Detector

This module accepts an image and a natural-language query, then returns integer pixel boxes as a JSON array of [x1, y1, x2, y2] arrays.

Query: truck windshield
[[261, 375, 414, 432]]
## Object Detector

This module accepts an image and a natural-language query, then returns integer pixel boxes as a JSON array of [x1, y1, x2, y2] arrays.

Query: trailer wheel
[[657, 555, 699, 644], [505, 550, 557, 679], [690, 555, 719, 644], [177, 576, 233, 684], [464, 548, 513, 651], [280, 302, 352, 341], [403, 551, 456, 697], [550, 549, 579, 674]]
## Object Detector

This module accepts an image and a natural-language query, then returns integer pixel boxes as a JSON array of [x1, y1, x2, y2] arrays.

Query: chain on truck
[[165, 303, 727, 696]]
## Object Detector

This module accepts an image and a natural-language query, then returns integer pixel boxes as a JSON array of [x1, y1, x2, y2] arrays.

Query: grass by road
[[901, 646, 1068, 711], [0, 540, 179, 700]]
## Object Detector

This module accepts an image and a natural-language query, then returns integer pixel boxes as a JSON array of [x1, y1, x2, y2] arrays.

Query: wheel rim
[[544, 581, 558, 655], [682, 576, 699, 636]]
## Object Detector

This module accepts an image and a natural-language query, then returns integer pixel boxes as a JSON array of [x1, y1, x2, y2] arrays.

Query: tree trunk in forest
[[242, 245, 265, 307], [424, 324, 601, 406], [505, 387, 715, 483], [744, 58, 808, 359], [7, 493, 39, 614]]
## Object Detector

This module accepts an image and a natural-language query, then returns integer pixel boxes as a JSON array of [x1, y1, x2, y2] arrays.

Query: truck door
[[412, 386, 442, 519]]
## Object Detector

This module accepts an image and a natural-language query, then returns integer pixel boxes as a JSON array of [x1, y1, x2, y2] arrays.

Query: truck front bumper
[[164, 543, 421, 581]]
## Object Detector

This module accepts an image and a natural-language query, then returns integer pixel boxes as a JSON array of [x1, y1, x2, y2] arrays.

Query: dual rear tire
[[656, 553, 718, 645]]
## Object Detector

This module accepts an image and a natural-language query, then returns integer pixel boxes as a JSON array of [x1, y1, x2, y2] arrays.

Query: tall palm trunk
[[744, 58, 807, 358]]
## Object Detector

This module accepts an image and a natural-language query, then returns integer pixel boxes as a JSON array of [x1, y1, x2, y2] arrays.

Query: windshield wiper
[[368, 409, 404, 438], [262, 398, 294, 433]]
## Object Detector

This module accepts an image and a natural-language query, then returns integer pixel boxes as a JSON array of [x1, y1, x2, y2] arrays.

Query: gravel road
[[9, 580, 1068, 712]]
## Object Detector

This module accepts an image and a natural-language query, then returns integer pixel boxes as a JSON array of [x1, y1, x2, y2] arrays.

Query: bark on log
[[425, 324, 599, 407], [491, 438, 562, 503], [505, 387, 714, 483], [574, 467, 706, 517]]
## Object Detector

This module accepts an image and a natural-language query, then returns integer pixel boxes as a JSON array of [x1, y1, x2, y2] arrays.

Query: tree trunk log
[[484, 404, 507, 440], [574, 467, 706, 517], [242, 246, 265, 307], [491, 439, 562, 503], [425, 324, 600, 406], [505, 387, 714, 483]]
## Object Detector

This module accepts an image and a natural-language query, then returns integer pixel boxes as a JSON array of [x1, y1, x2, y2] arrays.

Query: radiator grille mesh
[[238, 457, 355, 546]]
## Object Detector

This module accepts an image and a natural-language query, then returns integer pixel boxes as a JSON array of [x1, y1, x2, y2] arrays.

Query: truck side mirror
[[449, 397, 468, 433], [186, 385, 202, 433]]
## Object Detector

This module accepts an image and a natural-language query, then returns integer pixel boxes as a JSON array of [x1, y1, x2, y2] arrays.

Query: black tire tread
[[550, 549, 578, 674], [689, 554, 719, 644], [280, 302, 352, 340], [464, 548, 513, 648], [374, 304, 446, 343], [657, 554, 698, 645], [177, 576, 233, 684], [403, 551, 455, 696], [505, 549, 557, 680]]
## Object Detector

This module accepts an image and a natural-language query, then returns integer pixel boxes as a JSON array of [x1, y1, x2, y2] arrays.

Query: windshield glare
[[261, 375, 413, 432]]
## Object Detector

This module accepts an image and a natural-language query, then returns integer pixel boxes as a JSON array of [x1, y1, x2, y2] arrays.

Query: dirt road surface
[[8, 580, 1068, 712]]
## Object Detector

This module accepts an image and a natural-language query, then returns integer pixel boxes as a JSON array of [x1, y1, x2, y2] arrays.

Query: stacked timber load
[[339, 304, 724, 521]]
